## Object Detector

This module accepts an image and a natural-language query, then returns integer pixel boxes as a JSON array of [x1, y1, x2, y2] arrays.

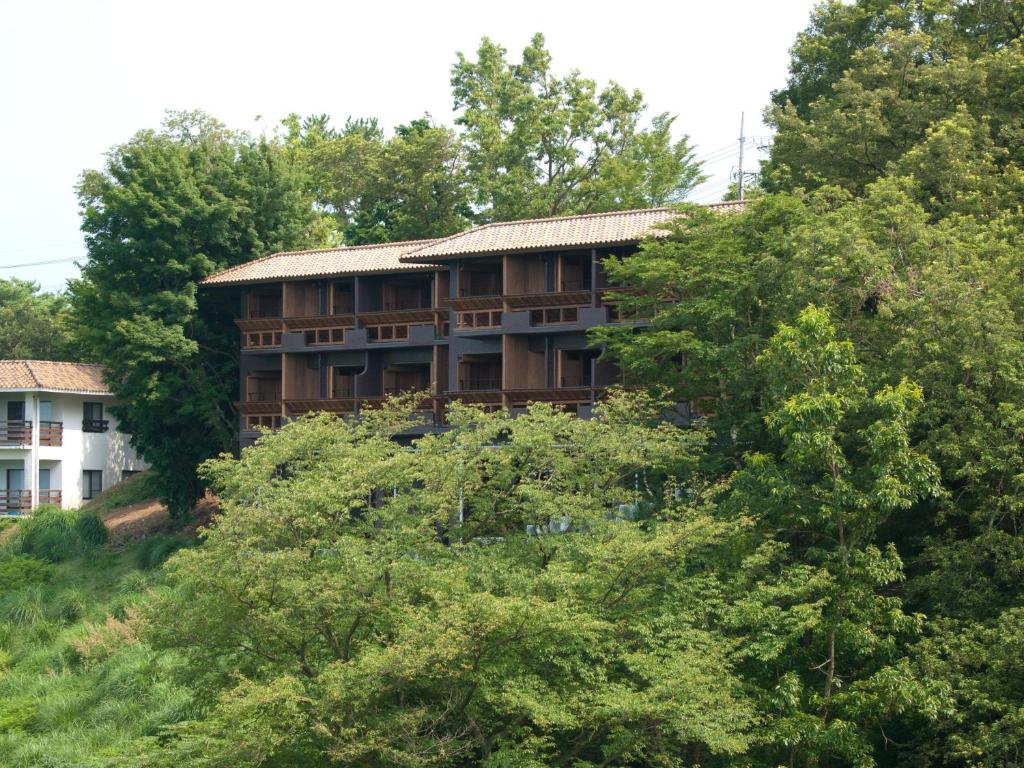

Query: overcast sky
[[0, 0, 817, 291]]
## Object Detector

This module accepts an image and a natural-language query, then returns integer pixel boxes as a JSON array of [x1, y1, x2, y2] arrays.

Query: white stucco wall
[[0, 391, 147, 510]]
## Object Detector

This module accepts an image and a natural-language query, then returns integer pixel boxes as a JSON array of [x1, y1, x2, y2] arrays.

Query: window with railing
[[246, 377, 282, 402], [303, 327, 346, 345], [366, 324, 410, 342], [247, 292, 282, 319], [457, 310, 502, 329], [244, 331, 283, 349], [83, 403, 109, 433], [245, 414, 282, 431]]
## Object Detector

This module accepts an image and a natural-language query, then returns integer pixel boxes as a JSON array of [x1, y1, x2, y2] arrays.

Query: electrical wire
[[0, 257, 79, 270]]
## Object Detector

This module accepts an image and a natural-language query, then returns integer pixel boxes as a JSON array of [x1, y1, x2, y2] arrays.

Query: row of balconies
[[239, 292, 638, 352], [0, 418, 110, 448]]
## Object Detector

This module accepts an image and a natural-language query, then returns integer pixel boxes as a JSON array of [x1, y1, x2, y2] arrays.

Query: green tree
[[731, 306, 946, 766], [0, 279, 75, 360], [140, 394, 757, 767], [452, 33, 705, 221], [70, 111, 320, 515], [764, 0, 1024, 197], [284, 114, 471, 244]]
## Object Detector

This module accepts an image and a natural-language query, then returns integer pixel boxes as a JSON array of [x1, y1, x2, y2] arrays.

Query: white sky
[[0, 0, 816, 291]]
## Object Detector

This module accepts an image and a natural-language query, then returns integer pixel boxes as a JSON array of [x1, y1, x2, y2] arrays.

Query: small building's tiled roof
[[0, 360, 110, 394], [401, 201, 746, 262], [200, 239, 441, 287]]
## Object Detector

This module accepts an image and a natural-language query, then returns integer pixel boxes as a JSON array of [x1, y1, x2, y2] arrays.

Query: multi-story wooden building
[[202, 204, 743, 446]]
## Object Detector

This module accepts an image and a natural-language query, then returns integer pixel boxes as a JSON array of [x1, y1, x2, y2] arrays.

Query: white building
[[0, 360, 147, 513]]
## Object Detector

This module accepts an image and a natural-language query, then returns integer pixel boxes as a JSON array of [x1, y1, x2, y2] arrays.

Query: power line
[[0, 257, 79, 270]]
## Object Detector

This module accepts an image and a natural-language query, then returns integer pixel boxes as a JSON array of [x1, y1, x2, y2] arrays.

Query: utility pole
[[737, 111, 746, 201]]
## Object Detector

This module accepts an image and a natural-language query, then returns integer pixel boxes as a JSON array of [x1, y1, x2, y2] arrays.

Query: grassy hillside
[[0, 507, 193, 767]]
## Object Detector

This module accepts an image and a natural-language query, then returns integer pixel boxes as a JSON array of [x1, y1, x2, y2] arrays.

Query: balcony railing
[[83, 419, 109, 433], [247, 388, 282, 403], [460, 377, 502, 391], [38, 490, 62, 507], [0, 490, 31, 513], [39, 421, 63, 446], [0, 420, 31, 445]]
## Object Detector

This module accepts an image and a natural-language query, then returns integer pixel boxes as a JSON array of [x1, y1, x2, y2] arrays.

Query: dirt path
[[101, 500, 170, 541]]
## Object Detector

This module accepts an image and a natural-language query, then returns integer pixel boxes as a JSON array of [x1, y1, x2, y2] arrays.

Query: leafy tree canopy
[[452, 33, 705, 221], [764, 0, 1024, 197], [0, 279, 75, 361], [140, 394, 759, 767], [69, 111, 322, 514]]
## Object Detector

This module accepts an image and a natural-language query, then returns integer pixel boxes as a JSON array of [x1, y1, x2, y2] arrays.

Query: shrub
[[0, 697, 36, 732], [134, 535, 190, 571], [74, 513, 109, 547], [54, 587, 89, 623], [3, 585, 47, 626], [19, 507, 77, 562], [0, 555, 53, 590]]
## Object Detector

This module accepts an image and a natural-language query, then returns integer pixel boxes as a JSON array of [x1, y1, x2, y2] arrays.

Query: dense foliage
[[69, 112, 322, 515], [452, 33, 704, 221], [141, 395, 757, 766], [0, 278, 75, 361], [594, 1, 1024, 763], [21, 5, 1022, 765]]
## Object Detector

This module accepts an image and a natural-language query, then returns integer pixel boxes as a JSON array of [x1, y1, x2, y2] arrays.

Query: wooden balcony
[[39, 421, 62, 446], [0, 420, 31, 445], [0, 419, 59, 445], [0, 490, 31, 513], [38, 490, 61, 507]]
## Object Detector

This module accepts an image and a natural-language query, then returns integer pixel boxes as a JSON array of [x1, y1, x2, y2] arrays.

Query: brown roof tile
[[401, 201, 746, 261], [0, 360, 110, 394], [200, 239, 441, 287], [200, 202, 747, 284]]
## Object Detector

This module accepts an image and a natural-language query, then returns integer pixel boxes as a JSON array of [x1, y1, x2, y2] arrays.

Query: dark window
[[122, 469, 140, 481], [6, 401, 25, 421], [83, 470, 103, 500], [83, 402, 108, 433]]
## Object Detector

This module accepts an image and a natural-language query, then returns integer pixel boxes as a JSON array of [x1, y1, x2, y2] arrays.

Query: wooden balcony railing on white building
[[0, 490, 31, 513]]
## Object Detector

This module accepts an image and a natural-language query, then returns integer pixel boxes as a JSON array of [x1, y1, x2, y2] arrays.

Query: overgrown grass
[[78, 470, 159, 518], [0, 518, 194, 766]]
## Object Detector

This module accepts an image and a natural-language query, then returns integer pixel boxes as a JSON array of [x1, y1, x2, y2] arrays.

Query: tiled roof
[[401, 201, 746, 261], [0, 360, 110, 394], [200, 239, 441, 287], [200, 202, 748, 284]]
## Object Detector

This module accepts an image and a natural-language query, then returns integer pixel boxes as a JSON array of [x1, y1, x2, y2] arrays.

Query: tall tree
[[0, 279, 75, 361], [70, 111, 320, 514], [284, 114, 471, 244], [452, 33, 704, 221], [763, 0, 1024, 196]]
